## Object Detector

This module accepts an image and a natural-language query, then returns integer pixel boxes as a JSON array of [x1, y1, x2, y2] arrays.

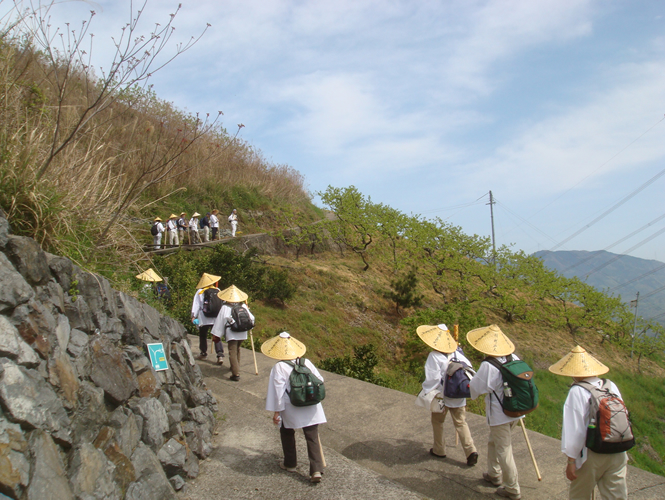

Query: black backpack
[[282, 358, 325, 407], [229, 304, 254, 332], [201, 288, 222, 317], [150, 223, 159, 236]]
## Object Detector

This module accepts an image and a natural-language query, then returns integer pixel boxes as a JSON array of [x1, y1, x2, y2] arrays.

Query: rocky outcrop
[[0, 214, 217, 499]]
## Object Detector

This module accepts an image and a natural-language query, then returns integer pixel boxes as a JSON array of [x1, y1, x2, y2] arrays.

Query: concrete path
[[182, 340, 665, 499]]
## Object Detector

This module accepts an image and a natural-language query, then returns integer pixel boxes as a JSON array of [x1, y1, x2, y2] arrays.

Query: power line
[[532, 115, 665, 230], [640, 283, 665, 300], [419, 193, 487, 215], [562, 212, 665, 273], [495, 199, 558, 246], [609, 262, 665, 293], [584, 225, 665, 278], [551, 166, 665, 251]]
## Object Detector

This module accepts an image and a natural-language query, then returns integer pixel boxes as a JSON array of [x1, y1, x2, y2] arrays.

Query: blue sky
[[14, 0, 665, 262]]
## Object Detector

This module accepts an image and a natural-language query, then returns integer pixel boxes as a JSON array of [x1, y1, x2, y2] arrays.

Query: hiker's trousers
[[569, 450, 627, 500], [168, 229, 178, 247], [198, 325, 223, 358], [227, 339, 241, 377], [431, 406, 477, 458], [280, 424, 324, 475], [487, 421, 520, 496]]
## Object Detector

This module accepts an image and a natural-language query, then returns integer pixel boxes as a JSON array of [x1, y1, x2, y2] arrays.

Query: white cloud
[[464, 57, 665, 200]]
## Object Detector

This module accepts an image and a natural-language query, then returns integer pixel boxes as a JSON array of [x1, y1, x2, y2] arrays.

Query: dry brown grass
[[0, 15, 310, 266]]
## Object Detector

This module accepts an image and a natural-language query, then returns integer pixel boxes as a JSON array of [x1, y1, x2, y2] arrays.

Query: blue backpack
[[443, 353, 474, 399]]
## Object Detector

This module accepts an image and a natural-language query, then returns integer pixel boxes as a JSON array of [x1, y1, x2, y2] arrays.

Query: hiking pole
[[249, 329, 258, 375], [318, 435, 327, 468], [520, 419, 542, 481]]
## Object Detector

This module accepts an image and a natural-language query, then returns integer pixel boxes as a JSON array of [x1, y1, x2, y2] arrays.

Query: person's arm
[[210, 308, 225, 339], [191, 291, 200, 320], [469, 361, 492, 400], [561, 386, 588, 480], [422, 352, 443, 394], [266, 364, 287, 423]]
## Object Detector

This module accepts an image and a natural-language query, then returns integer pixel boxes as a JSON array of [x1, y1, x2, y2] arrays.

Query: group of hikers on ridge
[[151, 208, 240, 249], [185, 270, 634, 500]]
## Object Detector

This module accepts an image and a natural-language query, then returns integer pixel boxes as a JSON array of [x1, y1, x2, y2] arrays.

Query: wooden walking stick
[[520, 419, 542, 481], [250, 328, 258, 375]]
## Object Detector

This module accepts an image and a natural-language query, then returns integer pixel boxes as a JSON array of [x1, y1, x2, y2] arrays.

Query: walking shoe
[[217, 357, 224, 365], [429, 448, 446, 458], [279, 463, 296, 472], [229, 375, 240, 381], [467, 452, 479, 466], [197, 353, 207, 359], [483, 473, 501, 487], [310, 471, 322, 483], [496, 487, 521, 499]]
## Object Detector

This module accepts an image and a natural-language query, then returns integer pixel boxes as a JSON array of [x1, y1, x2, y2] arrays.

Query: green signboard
[[147, 343, 169, 371]]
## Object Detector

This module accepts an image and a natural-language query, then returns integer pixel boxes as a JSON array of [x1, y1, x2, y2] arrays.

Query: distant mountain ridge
[[534, 250, 665, 325]]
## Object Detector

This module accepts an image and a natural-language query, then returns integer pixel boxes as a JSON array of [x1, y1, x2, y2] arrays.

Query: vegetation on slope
[[1, 1, 663, 480], [0, 3, 312, 275]]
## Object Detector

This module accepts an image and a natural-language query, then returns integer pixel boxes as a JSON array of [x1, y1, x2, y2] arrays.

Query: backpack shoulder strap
[[483, 356, 504, 372]]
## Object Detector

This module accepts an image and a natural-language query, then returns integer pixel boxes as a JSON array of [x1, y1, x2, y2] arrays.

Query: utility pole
[[630, 291, 639, 358], [487, 191, 497, 266]]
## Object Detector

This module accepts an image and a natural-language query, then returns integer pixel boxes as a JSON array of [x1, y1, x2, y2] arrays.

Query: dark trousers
[[211, 227, 218, 240], [280, 424, 324, 475], [198, 324, 224, 357]]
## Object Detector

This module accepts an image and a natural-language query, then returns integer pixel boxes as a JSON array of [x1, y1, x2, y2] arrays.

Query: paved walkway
[[182, 341, 665, 499]]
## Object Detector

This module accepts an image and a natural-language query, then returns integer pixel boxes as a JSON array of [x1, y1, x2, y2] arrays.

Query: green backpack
[[485, 355, 539, 417], [282, 358, 325, 407]]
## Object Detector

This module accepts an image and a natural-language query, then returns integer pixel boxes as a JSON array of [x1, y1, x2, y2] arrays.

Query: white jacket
[[266, 359, 327, 429]]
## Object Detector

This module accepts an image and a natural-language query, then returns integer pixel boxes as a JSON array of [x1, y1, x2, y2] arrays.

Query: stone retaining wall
[[0, 214, 217, 499]]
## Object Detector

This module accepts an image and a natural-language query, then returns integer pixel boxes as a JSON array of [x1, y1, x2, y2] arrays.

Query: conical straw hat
[[135, 268, 163, 282], [548, 345, 609, 377], [467, 324, 515, 356], [196, 273, 221, 290], [169, 214, 178, 219], [416, 324, 458, 353], [261, 332, 306, 360], [217, 284, 248, 303], [154, 216, 162, 222], [192, 212, 201, 218]]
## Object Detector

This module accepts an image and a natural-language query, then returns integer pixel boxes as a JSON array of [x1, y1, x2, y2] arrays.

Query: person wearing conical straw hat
[[151, 217, 164, 250], [189, 212, 201, 244], [549, 346, 629, 500], [416, 324, 479, 466], [263, 332, 326, 483], [210, 285, 255, 381], [467, 324, 522, 500], [166, 214, 179, 247], [191, 273, 224, 364]]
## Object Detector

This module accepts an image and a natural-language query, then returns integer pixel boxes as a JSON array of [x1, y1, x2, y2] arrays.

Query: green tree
[[383, 268, 424, 315], [273, 206, 325, 259], [319, 186, 379, 271]]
